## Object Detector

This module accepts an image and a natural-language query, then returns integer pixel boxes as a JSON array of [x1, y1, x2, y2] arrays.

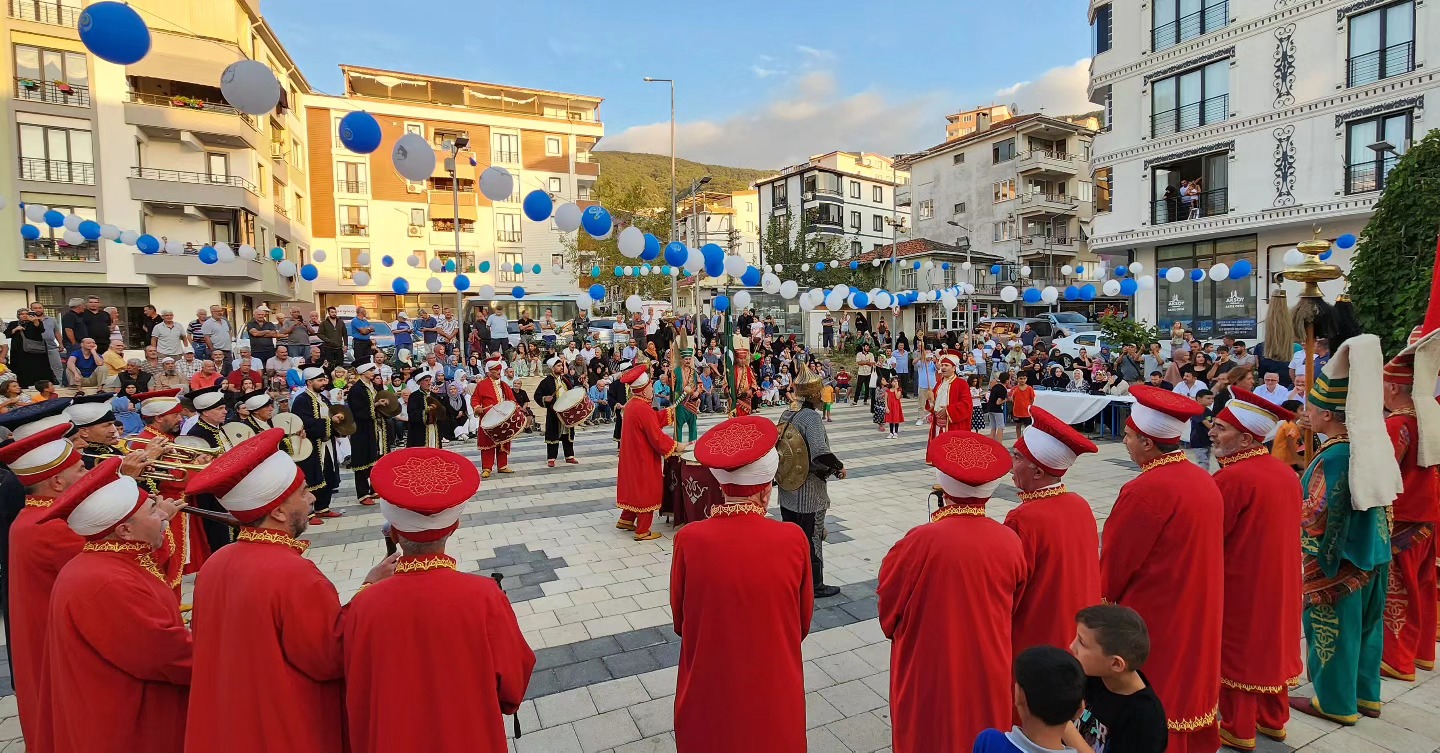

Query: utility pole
[[643, 77, 677, 308]]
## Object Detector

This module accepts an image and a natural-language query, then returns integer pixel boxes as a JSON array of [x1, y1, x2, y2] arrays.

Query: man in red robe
[[41, 457, 192, 753], [131, 388, 210, 579], [1209, 387, 1304, 750], [1101, 385, 1224, 753], [1005, 406, 1100, 657], [343, 447, 534, 753], [616, 363, 688, 541], [183, 428, 397, 753], [925, 350, 971, 462], [0, 421, 85, 748], [880, 429, 1026, 753], [672, 416, 813, 752], [470, 357, 517, 478]]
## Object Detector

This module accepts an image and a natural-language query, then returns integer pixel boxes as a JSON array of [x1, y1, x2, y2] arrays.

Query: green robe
[[672, 364, 698, 442]]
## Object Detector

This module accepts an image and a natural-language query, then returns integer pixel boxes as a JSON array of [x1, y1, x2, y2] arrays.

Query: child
[[1011, 373, 1036, 438], [970, 375, 987, 432], [973, 646, 1086, 753], [835, 368, 851, 403], [1188, 389, 1215, 470], [884, 377, 904, 438], [821, 381, 835, 422], [1270, 398, 1306, 472], [1065, 605, 1168, 753]]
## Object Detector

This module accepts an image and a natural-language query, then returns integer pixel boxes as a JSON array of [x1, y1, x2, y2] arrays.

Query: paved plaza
[[1, 402, 1439, 752]]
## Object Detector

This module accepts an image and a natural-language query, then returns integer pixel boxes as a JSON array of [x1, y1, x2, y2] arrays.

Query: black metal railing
[[1021, 193, 1079, 205], [129, 166, 258, 193], [1152, 1, 1228, 50], [336, 179, 367, 193], [339, 224, 368, 236], [1151, 93, 1228, 136], [1020, 149, 1074, 163], [14, 77, 90, 108], [497, 230, 522, 242], [1151, 187, 1229, 223], [1345, 156, 1400, 194], [803, 186, 843, 198], [20, 157, 93, 185], [22, 238, 99, 262], [1347, 41, 1415, 87], [8, 0, 77, 25], [126, 91, 257, 127]]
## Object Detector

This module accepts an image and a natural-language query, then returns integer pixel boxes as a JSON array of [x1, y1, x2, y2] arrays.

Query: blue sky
[[265, 0, 1095, 167]]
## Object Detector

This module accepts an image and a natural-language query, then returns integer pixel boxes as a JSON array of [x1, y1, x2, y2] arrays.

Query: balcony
[[124, 91, 260, 150], [19, 157, 93, 185], [14, 77, 90, 108], [22, 238, 99, 262], [1348, 41, 1415, 88], [339, 223, 369, 237], [1152, 1, 1228, 52], [1016, 193, 1083, 216], [1150, 187, 1229, 224], [1345, 157, 1399, 195], [8, 0, 77, 26], [132, 253, 311, 298], [493, 150, 520, 165], [336, 179, 368, 194], [802, 187, 843, 201], [1020, 236, 1079, 257], [128, 167, 260, 212], [576, 159, 599, 177], [497, 229, 522, 243], [1017, 149, 1078, 177], [1151, 94, 1228, 137]]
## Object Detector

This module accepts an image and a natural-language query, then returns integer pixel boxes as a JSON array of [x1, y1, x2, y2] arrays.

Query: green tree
[[1349, 128, 1440, 354], [1098, 313, 1164, 350], [759, 207, 886, 290], [561, 174, 673, 310]]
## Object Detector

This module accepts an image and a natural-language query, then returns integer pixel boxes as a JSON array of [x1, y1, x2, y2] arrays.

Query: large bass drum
[[553, 387, 595, 428], [479, 401, 527, 449]]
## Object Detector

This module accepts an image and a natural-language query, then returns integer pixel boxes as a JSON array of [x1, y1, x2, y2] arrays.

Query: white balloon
[[964, 283, 976, 295], [774, 264, 783, 273], [1020, 265, 1032, 277], [220, 60, 281, 115], [238, 244, 258, 260], [617, 227, 645, 258], [724, 255, 747, 277], [626, 294, 643, 313], [1138, 274, 1155, 290], [733, 290, 752, 310], [833, 284, 850, 299], [391, 132, 437, 183], [1129, 261, 1144, 274], [779, 280, 799, 299], [352, 270, 371, 286], [801, 264, 810, 272], [23, 204, 47, 223], [479, 167, 514, 202], [428, 257, 443, 273], [554, 203, 582, 232], [682, 248, 705, 274], [426, 277, 443, 293], [623, 266, 633, 276], [1165, 266, 1186, 283], [1282, 248, 1304, 266], [942, 292, 958, 310], [1102, 279, 1121, 296], [922, 260, 934, 270], [62, 229, 85, 246], [577, 292, 593, 309], [407, 255, 421, 268], [311, 248, 326, 263], [1209, 263, 1229, 281], [277, 260, 298, 277], [875, 292, 892, 309], [63, 214, 83, 231], [761, 273, 781, 295], [94, 224, 119, 242], [1061, 264, 1073, 275], [668, 266, 679, 277], [799, 295, 815, 312], [871, 259, 881, 267], [356, 252, 371, 266], [478, 285, 495, 299], [1000, 286, 1018, 303], [961, 261, 972, 271], [215, 244, 235, 263], [164, 240, 186, 255], [119, 230, 140, 246], [824, 290, 844, 310]]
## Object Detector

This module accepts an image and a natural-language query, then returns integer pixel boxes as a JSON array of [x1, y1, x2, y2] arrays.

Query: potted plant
[[55, 82, 73, 95]]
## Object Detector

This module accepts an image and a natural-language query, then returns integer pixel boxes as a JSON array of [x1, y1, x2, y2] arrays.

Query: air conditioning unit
[[407, 225, 422, 237], [405, 184, 423, 194], [269, 142, 285, 159]]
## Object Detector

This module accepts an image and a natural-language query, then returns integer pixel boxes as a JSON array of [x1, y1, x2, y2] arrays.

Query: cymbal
[[373, 391, 402, 419], [221, 422, 256, 447], [286, 436, 313, 462], [270, 412, 305, 436], [329, 405, 357, 437], [172, 435, 213, 451]]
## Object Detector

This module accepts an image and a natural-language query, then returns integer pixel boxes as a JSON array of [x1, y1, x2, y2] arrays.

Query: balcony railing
[[1020, 149, 1074, 163], [23, 238, 99, 262], [1151, 94, 1228, 136], [125, 91, 257, 128], [575, 152, 596, 163], [802, 186, 843, 199], [130, 167, 258, 193], [15, 77, 90, 108], [20, 157, 94, 185], [1347, 41, 1415, 88], [431, 220, 475, 233], [497, 230, 522, 243], [1021, 235, 1075, 247], [339, 223, 368, 236], [1151, 187, 1229, 223], [336, 179, 367, 193], [1152, 1, 1228, 51], [8, 0, 78, 26], [273, 203, 291, 218], [1346, 156, 1400, 195], [493, 150, 520, 164], [341, 266, 371, 281]]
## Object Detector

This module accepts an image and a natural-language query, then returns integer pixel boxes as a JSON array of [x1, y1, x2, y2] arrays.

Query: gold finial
[[1282, 230, 1344, 298]]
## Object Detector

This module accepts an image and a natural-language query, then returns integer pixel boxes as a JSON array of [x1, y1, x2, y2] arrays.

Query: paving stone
[[603, 649, 663, 679], [514, 722, 583, 753], [571, 636, 624, 663], [638, 667, 679, 699], [590, 676, 653, 714], [574, 709, 644, 753], [1344, 716, 1440, 753], [627, 696, 675, 738], [525, 670, 562, 700], [615, 627, 669, 652], [814, 651, 877, 684], [818, 679, 887, 717], [554, 658, 613, 692], [535, 686, 600, 728], [840, 596, 881, 622], [534, 644, 578, 671], [613, 732, 677, 753], [812, 606, 857, 631], [805, 691, 845, 729], [806, 725, 852, 753], [647, 640, 682, 668]]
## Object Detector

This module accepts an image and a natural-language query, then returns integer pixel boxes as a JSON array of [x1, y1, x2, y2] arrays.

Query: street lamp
[[948, 220, 973, 332], [643, 77, 677, 308], [445, 136, 471, 322]]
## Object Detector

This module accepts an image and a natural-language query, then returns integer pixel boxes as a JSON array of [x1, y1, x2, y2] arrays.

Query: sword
[[491, 571, 523, 740]]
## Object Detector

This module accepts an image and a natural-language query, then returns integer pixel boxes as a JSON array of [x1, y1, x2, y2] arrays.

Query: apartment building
[[1087, 0, 1439, 340], [677, 189, 760, 263], [899, 113, 1104, 317], [0, 0, 314, 345], [944, 105, 1014, 140], [303, 66, 603, 320], [754, 151, 911, 264]]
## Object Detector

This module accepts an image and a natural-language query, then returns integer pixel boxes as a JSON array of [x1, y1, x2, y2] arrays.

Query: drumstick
[[489, 571, 523, 739], [181, 505, 241, 528]]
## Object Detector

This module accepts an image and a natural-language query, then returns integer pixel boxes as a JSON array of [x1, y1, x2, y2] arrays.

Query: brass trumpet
[[82, 438, 223, 483]]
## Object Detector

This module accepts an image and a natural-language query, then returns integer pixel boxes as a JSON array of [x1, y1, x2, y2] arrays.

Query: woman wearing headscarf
[[1042, 365, 1069, 391], [6, 308, 49, 388], [1065, 368, 1092, 393]]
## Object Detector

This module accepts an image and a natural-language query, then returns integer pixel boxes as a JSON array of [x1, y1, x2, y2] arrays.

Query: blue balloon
[[522, 190, 553, 222], [815, 262, 826, 271], [454, 274, 470, 291], [1079, 284, 1096, 302], [531, 264, 542, 275], [581, 206, 612, 237], [990, 264, 1002, 275], [442, 260, 454, 272], [1319, 250, 1333, 261], [741, 267, 762, 287], [1075, 265, 1084, 275], [197, 246, 217, 264], [614, 266, 624, 277], [1230, 259, 1252, 279], [942, 263, 951, 271], [664, 242, 688, 267], [703, 246, 725, 277], [850, 261, 859, 270], [20, 225, 40, 241], [299, 263, 319, 280], [479, 260, 491, 273], [1114, 266, 1127, 277], [713, 295, 730, 313], [381, 255, 394, 268], [77, 220, 102, 240], [1336, 233, 1358, 249], [1064, 286, 1079, 301], [469, 156, 477, 167], [913, 261, 922, 270], [43, 210, 64, 228], [1120, 278, 1138, 296], [512, 286, 526, 299], [588, 284, 606, 300], [79, 2, 151, 65], [512, 263, 523, 274], [661, 265, 672, 275], [337, 111, 382, 154], [853, 292, 870, 309], [392, 278, 409, 295], [269, 247, 285, 261], [1190, 268, 1205, 282], [643, 234, 663, 261], [136, 234, 160, 254], [590, 266, 601, 278], [1022, 288, 1043, 304]]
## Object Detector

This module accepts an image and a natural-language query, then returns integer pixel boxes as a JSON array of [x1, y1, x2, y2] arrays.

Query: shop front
[[1154, 234, 1258, 339]]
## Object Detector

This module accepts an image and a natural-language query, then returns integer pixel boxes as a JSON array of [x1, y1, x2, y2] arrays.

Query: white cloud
[[750, 64, 782, 79], [993, 58, 1096, 117]]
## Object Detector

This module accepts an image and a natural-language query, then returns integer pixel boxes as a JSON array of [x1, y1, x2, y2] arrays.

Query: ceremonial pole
[[1281, 232, 1344, 456]]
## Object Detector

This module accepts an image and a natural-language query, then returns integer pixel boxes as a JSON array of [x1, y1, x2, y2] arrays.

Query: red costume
[[1102, 386, 1223, 753], [133, 388, 209, 582], [1005, 408, 1100, 657], [40, 458, 193, 753], [1212, 388, 1304, 749], [926, 352, 972, 451], [471, 365, 517, 474], [884, 388, 905, 423], [880, 430, 1025, 753], [672, 416, 813, 752], [184, 429, 346, 753], [343, 447, 534, 753], [617, 365, 679, 537]]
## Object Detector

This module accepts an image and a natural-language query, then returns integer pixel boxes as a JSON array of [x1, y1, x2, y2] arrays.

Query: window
[[901, 268, 917, 290], [1094, 167, 1113, 213], [873, 215, 885, 232], [410, 208, 425, 226], [772, 182, 788, 205], [551, 253, 565, 269], [499, 252, 523, 282], [1077, 182, 1093, 202], [546, 136, 562, 156], [1153, 0, 1228, 52], [411, 250, 426, 266], [293, 195, 304, 223], [953, 202, 966, 214], [1155, 234, 1258, 338], [578, 184, 592, 200], [17, 123, 93, 184], [342, 248, 369, 280], [993, 179, 1017, 202], [1348, 1, 1415, 87], [850, 241, 862, 256], [952, 152, 966, 165], [1346, 110, 1411, 194], [849, 211, 861, 230], [1151, 151, 1229, 222], [404, 123, 424, 136], [918, 200, 934, 220], [873, 244, 885, 251], [433, 129, 467, 149], [1150, 60, 1228, 136], [211, 220, 233, 244], [993, 138, 1017, 163], [22, 203, 98, 261], [872, 185, 883, 203], [850, 180, 861, 198], [339, 205, 368, 236], [207, 153, 229, 181], [804, 203, 842, 227], [337, 162, 366, 193], [548, 177, 563, 194], [497, 213, 522, 242], [802, 172, 841, 197], [13, 44, 89, 106], [1093, 3, 1113, 55], [492, 133, 520, 163], [992, 219, 1017, 242]]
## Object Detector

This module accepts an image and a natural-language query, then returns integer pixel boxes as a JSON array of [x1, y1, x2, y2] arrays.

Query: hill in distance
[[592, 151, 774, 195]]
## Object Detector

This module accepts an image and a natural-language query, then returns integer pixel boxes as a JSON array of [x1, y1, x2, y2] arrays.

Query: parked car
[[1034, 312, 1100, 337], [586, 317, 630, 347], [975, 317, 1059, 348], [1051, 332, 1261, 366]]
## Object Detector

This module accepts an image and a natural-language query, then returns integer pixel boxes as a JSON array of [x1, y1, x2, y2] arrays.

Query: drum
[[680, 448, 699, 465], [479, 401, 527, 449], [553, 387, 595, 428]]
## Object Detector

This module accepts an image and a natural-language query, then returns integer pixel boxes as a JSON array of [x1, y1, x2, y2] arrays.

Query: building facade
[[303, 66, 603, 322], [1087, 0, 1438, 340], [754, 151, 911, 265], [677, 189, 760, 262], [945, 105, 1014, 140], [1, 0, 314, 345]]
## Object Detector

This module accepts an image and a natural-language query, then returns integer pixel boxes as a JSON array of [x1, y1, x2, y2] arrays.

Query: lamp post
[[643, 76, 677, 308], [446, 136, 471, 321], [947, 220, 973, 332]]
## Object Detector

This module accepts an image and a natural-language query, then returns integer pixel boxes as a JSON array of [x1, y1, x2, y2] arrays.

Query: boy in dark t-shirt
[[1065, 605, 1168, 753]]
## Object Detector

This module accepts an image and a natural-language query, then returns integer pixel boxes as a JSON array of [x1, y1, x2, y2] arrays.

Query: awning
[[126, 32, 245, 88], [429, 203, 478, 221]]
